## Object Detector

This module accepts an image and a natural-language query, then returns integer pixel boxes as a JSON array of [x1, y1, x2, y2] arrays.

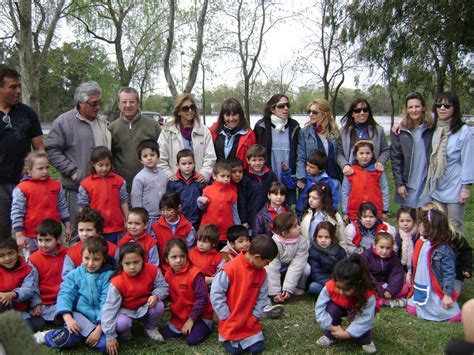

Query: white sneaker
[[33, 330, 49, 344], [145, 328, 164, 342], [388, 299, 407, 308], [362, 341, 377, 353], [316, 335, 333, 348], [293, 288, 306, 296], [263, 304, 284, 319]]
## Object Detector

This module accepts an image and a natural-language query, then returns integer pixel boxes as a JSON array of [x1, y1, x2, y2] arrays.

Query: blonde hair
[[306, 99, 340, 139], [23, 150, 49, 174], [420, 201, 458, 238], [401, 93, 434, 130], [172, 94, 200, 127]]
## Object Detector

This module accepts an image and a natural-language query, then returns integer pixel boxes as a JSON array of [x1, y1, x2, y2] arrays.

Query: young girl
[[341, 140, 389, 222], [343, 202, 396, 256], [162, 238, 213, 346], [315, 255, 377, 353], [407, 209, 461, 322], [102, 243, 169, 354], [11, 150, 71, 258], [78, 146, 129, 244], [253, 182, 289, 237], [361, 232, 408, 308], [266, 212, 309, 303], [300, 183, 345, 244], [308, 222, 346, 297], [395, 207, 418, 274]]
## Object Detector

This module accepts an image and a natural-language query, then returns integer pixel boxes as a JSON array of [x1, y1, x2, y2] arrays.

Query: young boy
[[167, 149, 206, 231], [211, 235, 278, 354], [118, 207, 159, 266], [28, 219, 68, 331], [229, 158, 250, 229], [281, 149, 339, 217], [254, 182, 289, 237], [62, 207, 118, 279], [198, 162, 240, 242], [220, 225, 251, 262], [131, 140, 169, 233], [37, 236, 115, 352], [189, 224, 225, 285]]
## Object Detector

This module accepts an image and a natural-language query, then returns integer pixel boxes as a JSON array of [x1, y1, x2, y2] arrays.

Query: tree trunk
[[163, 0, 178, 99]]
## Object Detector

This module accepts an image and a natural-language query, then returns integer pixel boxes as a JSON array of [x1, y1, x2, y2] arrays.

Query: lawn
[[40, 162, 473, 354]]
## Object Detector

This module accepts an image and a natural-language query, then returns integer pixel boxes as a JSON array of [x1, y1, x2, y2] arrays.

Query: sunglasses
[[273, 102, 290, 110], [2, 114, 12, 131], [181, 104, 196, 112], [353, 107, 369, 113], [307, 109, 320, 115], [435, 103, 452, 109], [85, 100, 101, 108]]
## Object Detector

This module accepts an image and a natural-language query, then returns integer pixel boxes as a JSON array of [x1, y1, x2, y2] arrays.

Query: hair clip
[[427, 209, 432, 223]]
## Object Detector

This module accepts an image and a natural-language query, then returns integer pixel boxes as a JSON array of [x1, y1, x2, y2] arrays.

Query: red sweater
[[151, 214, 193, 261], [217, 251, 266, 341], [111, 263, 158, 310], [0, 258, 32, 311], [118, 231, 157, 263], [80, 172, 126, 233], [200, 181, 237, 241], [16, 178, 62, 237], [67, 239, 117, 266], [164, 261, 213, 329], [29, 246, 67, 305], [326, 279, 376, 310], [188, 247, 223, 277]]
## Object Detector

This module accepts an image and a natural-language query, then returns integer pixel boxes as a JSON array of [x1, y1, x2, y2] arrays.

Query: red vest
[[326, 279, 376, 310], [352, 222, 388, 246], [164, 261, 213, 329], [80, 172, 125, 233], [347, 165, 383, 221], [118, 231, 157, 263], [0, 258, 32, 311], [151, 214, 193, 261], [200, 181, 237, 241], [111, 263, 158, 310], [188, 247, 223, 277], [17, 178, 62, 237], [217, 251, 265, 341], [67, 239, 117, 266], [29, 245, 67, 305]]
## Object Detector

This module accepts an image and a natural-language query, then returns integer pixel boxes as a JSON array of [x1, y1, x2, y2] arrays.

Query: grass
[[40, 163, 473, 354]]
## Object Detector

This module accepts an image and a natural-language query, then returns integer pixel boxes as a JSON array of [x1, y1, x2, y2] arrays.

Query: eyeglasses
[[85, 100, 101, 108], [353, 107, 369, 113], [435, 103, 452, 109], [181, 104, 196, 112], [273, 102, 290, 110], [2, 114, 12, 130], [307, 109, 320, 115]]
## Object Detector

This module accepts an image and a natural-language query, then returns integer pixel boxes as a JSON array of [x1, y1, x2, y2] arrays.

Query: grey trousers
[[434, 199, 466, 236]]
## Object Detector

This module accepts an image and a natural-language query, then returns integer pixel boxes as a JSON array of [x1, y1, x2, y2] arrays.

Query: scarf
[[399, 225, 417, 268], [424, 118, 451, 194], [273, 233, 299, 245], [270, 114, 288, 133], [222, 124, 240, 137], [312, 242, 341, 259]]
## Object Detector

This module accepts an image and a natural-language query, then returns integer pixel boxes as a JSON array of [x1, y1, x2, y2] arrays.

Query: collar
[[119, 110, 141, 123]]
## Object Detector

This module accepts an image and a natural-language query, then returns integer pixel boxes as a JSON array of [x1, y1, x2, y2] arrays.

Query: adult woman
[[157, 94, 216, 181], [424, 91, 474, 234], [390, 92, 435, 208], [296, 99, 342, 187], [337, 98, 390, 176], [210, 98, 256, 169]]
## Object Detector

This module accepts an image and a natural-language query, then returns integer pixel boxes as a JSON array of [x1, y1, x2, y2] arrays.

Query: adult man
[[45, 81, 110, 242], [0, 67, 44, 240], [108, 87, 161, 192]]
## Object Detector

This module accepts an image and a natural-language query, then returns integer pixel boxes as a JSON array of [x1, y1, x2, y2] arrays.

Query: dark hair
[[228, 158, 243, 169], [159, 191, 181, 210], [197, 224, 220, 247], [213, 161, 232, 175], [0, 67, 20, 86], [90, 146, 113, 174], [353, 139, 374, 154], [0, 237, 19, 252], [358, 201, 378, 219], [314, 221, 338, 245], [419, 209, 453, 244], [128, 207, 149, 224], [176, 149, 194, 163], [340, 98, 379, 145], [82, 235, 109, 259], [374, 231, 394, 246], [248, 234, 278, 260], [115, 242, 145, 275], [164, 238, 188, 262], [433, 91, 464, 134], [226, 225, 249, 243], [272, 211, 298, 235], [267, 181, 286, 196], [137, 139, 159, 160], [76, 207, 104, 234], [214, 98, 250, 133], [396, 206, 416, 222], [307, 150, 327, 170], [262, 94, 291, 121], [37, 219, 62, 239], [246, 144, 266, 159], [302, 183, 335, 218], [332, 254, 375, 316]]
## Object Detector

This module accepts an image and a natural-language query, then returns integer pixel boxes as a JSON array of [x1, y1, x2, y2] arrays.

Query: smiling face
[[223, 111, 240, 129], [78, 93, 101, 121], [121, 252, 144, 276], [119, 91, 139, 120], [271, 97, 290, 119], [28, 157, 50, 180], [308, 104, 322, 125], [178, 99, 196, 127], [406, 98, 424, 122], [230, 236, 250, 253], [82, 250, 105, 273], [352, 102, 369, 124], [127, 213, 146, 237], [435, 100, 454, 121], [247, 156, 265, 173], [0, 248, 19, 270]]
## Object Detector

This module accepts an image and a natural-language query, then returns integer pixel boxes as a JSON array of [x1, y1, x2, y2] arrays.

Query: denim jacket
[[431, 243, 456, 297]]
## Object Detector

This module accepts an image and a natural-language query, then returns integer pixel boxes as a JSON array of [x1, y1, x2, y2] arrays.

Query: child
[[301, 183, 345, 244], [220, 225, 250, 262], [315, 255, 377, 353], [281, 149, 338, 217], [266, 212, 309, 305], [62, 207, 118, 279], [11, 150, 71, 258], [131, 140, 169, 233], [39, 236, 115, 351], [308, 222, 346, 297], [167, 149, 206, 231], [162, 238, 214, 346], [406, 209, 461, 322], [230, 158, 250, 229], [78, 146, 129, 244], [198, 161, 240, 241], [211, 234, 279, 354], [118, 208, 159, 267], [102, 243, 169, 354], [394, 207, 418, 273], [341, 140, 389, 222], [189, 224, 225, 285], [343, 202, 396, 256], [253, 182, 289, 237], [28, 220, 68, 331], [361, 232, 408, 308]]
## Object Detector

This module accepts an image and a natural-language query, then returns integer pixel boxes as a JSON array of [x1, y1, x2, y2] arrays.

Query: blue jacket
[[253, 202, 290, 237], [308, 242, 346, 285], [430, 243, 457, 297]]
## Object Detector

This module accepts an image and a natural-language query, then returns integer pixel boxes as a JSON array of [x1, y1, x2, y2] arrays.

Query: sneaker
[[388, 299, 407, 308], [33, 330, 49, 344], [145, 328, 164, 342], [316, 335, 333, 348], [362, 342, 377, 353], [293, 288, 306, 296], [263, 304, 284, 319], [118, 329, 132, 341]]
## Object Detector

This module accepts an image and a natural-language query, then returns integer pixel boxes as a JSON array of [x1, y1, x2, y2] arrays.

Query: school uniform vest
[[164, 261, 213, 329], [111, 263, 158, 310], [0, 258, 32, 311], [17, 178, 62, 237], [118, 231, 157, 263], [347, 165, 383, 221], [29, 245, 67, 305], [80, 172, 125, 233], [67, 240, 117, 266], [188, 247, 223, 277], [326, 279, 376, 310], [218, 251, 266, 341], [151, 214, 193, 260], [352, 222, 388, 247]]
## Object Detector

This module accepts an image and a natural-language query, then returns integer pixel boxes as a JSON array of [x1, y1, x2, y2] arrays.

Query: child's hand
[[462, 271, 471, 278], [195, 173, 206, 183], [0, 291, 16, 305], [375, 161, 384, 172], [107, 339, 119, 355], [331, 325, 351, 340], [147, 295, 158, 308], [85, 324, 102, 347], [460, 185, 470, 204], [181, 318, 194, 335], [198, 196, 209, 205], [383, 291, 392, 299], [63, 313, 82, 334], [405, 272, 412, 287], [15, 232, 26, 249], [273, 294, 284, 303], [281, 291, 291, 302], [296, 180, 305, 190], [343, 215, 349, 223], [242, 223, 249, 229], [280, 162, 289, 171], [32, 304, 43, 316], [168, 174, 178, 181], [205, 276, 214, 285], [441, 295, 454, 309], [343, 165, 354, 176], [397, 186, 408, 199], [64, 222, 72, 242]]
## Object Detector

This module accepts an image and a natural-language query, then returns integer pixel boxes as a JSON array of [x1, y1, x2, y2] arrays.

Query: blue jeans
[[222, 340, 265, 354], [44, 327, 106, 353], [308, 282, 324, 296]]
